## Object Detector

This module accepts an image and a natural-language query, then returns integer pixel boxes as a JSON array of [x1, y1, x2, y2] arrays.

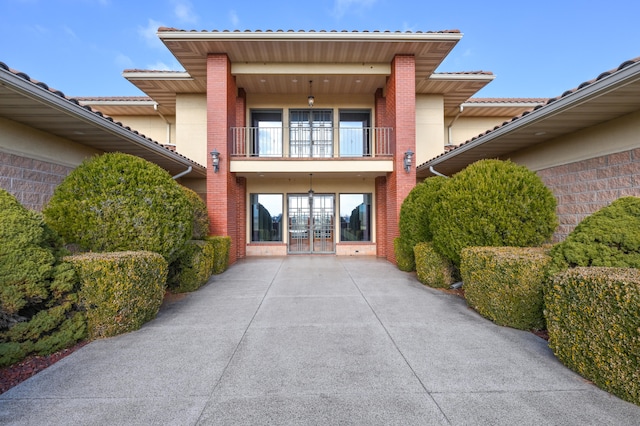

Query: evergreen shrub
[[182, 186, 209, 240], [43, 153, 192, 264], [549, 196, 640, 272], [431, 159, 557, 266], [461, 246, 551, 330], [168, 240, 214, 293], [68, 251, 167, 339], [207, 236, 231, 274], [545, 267, 640, 405], [0, 189, 85, 367], [414, 242, 456, 289], [398, 177, 447, 270], [394, 237, 414, 272]]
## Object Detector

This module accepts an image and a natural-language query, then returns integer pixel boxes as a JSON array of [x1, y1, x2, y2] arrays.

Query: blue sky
[[1, 0, 638, 98]]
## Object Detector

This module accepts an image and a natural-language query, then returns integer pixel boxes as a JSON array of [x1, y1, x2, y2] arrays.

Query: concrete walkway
[[1, 256, 639, 425]]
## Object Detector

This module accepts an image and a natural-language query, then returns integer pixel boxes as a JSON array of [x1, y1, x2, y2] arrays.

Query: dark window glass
[[251, 194, 283, 242], [339, 193, 372, 241]]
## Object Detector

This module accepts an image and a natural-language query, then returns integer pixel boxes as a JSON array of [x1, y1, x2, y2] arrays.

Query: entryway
[[287, 194, 335, 254]]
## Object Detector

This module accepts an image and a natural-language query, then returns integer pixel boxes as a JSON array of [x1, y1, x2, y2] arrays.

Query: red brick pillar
[[375, 176, 387, 258], [206, 54, 241, 264], [384, 55, 416, 264]]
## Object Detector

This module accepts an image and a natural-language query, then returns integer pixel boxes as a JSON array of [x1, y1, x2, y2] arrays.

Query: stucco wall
[[176, 94, 207, 166], [415, 94, 444, 164], [108, 115, 175, 148], [448, 116, 514, 146]]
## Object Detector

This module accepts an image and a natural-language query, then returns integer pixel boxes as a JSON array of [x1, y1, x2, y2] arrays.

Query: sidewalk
[[1, 256, 639, 425]]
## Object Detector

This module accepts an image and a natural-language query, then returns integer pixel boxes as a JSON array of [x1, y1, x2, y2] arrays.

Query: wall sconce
[[307, 80, 315, 108], [404, 150, 414, 173], [210, 149, 220, 173]]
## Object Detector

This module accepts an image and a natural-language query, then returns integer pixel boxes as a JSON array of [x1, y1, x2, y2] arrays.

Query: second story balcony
[[230, 126, 393, 158]]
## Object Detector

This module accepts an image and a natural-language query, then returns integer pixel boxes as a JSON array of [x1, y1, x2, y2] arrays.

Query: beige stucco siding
[[176, 94, 207, 165], [108, 115, 175, 147], [448, 116, 514, 146], [508, 110, 640, 171], [415, 95, 445, 164]]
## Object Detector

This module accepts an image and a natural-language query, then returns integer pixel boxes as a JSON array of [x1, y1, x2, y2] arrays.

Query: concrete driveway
[[1, 256, 639, 425]]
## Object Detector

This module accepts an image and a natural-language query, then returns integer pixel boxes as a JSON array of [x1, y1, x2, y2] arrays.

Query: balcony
[[230, 126, 393, 158]]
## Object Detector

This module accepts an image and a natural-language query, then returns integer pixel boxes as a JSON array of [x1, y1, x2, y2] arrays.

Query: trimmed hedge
[[0, 189, 85, 367], [208, 236, 231, 274], [43, 153, 192, 264], [414, 242, 456, 289], [68, 251, 167, 339], [550, 196, 640, 272], [394, 237, 414, 272], [398, 177, 447, 270], [545, 267, 640, 406], [182, 186, 210, 240], [430, 159, 557, 266], [461, 247, 551, 330], [168, 240, 215, 293]]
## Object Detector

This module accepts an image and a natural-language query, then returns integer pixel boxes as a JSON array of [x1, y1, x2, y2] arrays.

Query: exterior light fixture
[[210, 149, 220, 173], [308, 173, 314, 202], [404, 150, 414, 173], [307, 80, 315, 108]]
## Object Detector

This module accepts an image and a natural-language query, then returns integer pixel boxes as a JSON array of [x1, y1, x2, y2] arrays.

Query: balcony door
[[251, 110, 282, 157], [289, 109, 333, 158], [288, 194, 335, 254]]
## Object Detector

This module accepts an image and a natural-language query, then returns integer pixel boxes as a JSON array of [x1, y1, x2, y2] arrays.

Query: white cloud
[[115, 53, 134, 69], [229, 10, 239, 27], [62, 25, 77, 38], [332, 0, 376, 19], [138, 19, 165, 48], [172, 0, 198, 24]]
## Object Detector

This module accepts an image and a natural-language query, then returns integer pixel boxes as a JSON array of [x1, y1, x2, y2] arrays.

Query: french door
[[288, 194, 335, 254], [289, 109, 333, 157]]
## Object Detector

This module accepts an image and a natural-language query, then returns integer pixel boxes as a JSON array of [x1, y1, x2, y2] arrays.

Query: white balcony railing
[[230, 127, 393, 158]]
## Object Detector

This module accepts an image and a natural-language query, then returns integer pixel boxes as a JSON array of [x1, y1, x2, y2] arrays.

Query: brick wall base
[[0, 151, 73, 211], [537, 148, 640, 241]]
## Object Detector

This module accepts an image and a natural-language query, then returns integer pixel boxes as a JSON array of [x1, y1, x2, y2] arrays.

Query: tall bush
[[430, 159, 557, 265], [0, 189, 85, 367], [182, 186, 209, 240], [43, 153, 192, 264]]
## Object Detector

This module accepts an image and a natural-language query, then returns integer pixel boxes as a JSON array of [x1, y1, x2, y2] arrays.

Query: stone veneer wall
[[0, 151, 73, 211], [537, 147, 640, 242]]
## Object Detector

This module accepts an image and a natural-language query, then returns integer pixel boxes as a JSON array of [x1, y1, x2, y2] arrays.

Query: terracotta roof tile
[[157, 27, 461, 34], [465, 97, 548, 104], [75, 96, 154, 102]]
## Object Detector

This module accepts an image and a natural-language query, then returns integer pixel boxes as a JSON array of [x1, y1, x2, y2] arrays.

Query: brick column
[[375, 176, 387, 258], [206, 54, 242, 264], [384, 55, 416, 264]]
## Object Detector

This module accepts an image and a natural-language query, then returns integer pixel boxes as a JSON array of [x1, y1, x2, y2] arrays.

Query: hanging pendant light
[[308, 173, 314, 201], [307, 80, 315, 107]]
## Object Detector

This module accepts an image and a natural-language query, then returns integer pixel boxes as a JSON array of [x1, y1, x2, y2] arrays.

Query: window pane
[[251, 194, 283, 242], [251, 111, 282, 157], [339, 110, 370, 157], [339, 194, 371, 242]]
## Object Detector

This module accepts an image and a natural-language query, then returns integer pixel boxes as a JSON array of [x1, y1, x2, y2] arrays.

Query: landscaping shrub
[[168, 240, 215, 293], [461, 247, 551, 330], [182, 186, 209, 240], [430, 159, 557, 266], [549, 196, 640, 272], [43, 152, 192, 264], [68, 251, 167, 339], [545, 267, 640, 406], [414, 242, 456, 289], [207, 236, 231, 274], [398, 177, 447, 270], [0, 189, 85, 367], [394, 237, 414, 272]]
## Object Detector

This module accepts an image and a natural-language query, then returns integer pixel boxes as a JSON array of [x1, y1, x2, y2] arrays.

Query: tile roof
[[465, 98, 548, 104], [157, 28, 461, 34], [429, 56, 640, 157], [75, 96, 154, 102]]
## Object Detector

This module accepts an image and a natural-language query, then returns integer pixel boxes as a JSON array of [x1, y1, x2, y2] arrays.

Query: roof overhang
[[419, 74, 496, 115], [0, 64, 206, 178], [418, 59, 640, 178]]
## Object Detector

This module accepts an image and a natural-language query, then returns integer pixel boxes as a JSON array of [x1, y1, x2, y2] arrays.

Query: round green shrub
[[44, 153, 192, 264], [181, 186, 209, 240], [398, 176, 447, 270], [394, 237, 414, 272], [549, 196, 640, 272], [430, 159, 557, 266], [0, 189, 85, 367]]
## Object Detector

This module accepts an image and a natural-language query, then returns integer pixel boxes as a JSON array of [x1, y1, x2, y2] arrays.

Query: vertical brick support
[[236, 176, 247, 259], [207, 54, 242, 264], [375, 176, 387, 257], [383, 55, 416, 264]]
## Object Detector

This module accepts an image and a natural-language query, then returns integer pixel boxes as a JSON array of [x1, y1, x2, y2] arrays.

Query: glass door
[[289, 109, 333, 158], [288, 194, 335, 254]]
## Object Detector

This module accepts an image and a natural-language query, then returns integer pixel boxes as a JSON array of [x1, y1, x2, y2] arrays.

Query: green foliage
[[68, 251, 167, 339], [461, 247, 551, 330], [394, 237, 414, 272], [182, 186, 209, 240], [207, 236, 231, 274], [398, 177, 447, 270], [43, 153, 192, 264], [168, 240, 215, 293], [545, 267, 640, 405], [414, 242, 457, 289], [431, 159, 557, 266], [0, 189, 85, 367], [550, 196, 640, 273]]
